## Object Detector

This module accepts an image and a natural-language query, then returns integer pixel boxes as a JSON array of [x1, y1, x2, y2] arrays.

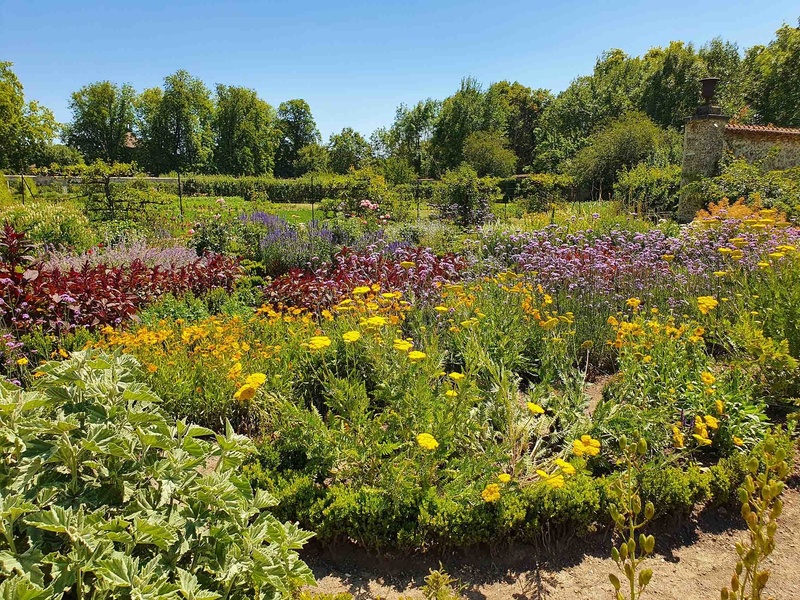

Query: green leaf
[[133, 516, 178, 551], [96, 552, 138, 587], [176, 568, 221, 600]]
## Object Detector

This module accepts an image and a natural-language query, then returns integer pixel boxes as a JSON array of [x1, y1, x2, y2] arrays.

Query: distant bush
[[614, 163, 682, 213], [513, 173, 576, 213], [0, 200, 97, 251], [432, 165, 499, 226]]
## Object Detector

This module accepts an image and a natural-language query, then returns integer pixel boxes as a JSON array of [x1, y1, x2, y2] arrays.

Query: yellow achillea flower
[[481, 483, 501, 502], [434, 305, 449, 313], [701, 372, 716, 386], [497, 473, 512, 483], [400, 261, 416, 269], [234, 384, 257, 401], [573, 435, 601, 457], [697, 296, 719, 315], [363, 316, 387, 328], [306, 336, 332, 350], [245, 373, 267, 387], [445, 390, 458, 398], [536, 469, 565, 489], [448, 372, 465, 381], [526, 402, 545, 415], [555, 458, 576, 475], [393, 339, 413, 352], [352, 286, 371, 295], [733, 436, 744, 447], [715, 399, 724, 414], [703, 415, 719, 430], [662, 254, 675, 262], [626, 297, 641, 309], [672, 425, 685, 449], [16, 357, 28, 366], [342, 331, 361, 343], [227, 362, 243, 380], [416, 433, 439, 451], [408, 350, 426, 362]]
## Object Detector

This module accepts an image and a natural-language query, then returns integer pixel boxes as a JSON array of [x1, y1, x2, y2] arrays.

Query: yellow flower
[[662, 254, 675, 262], [701, 372, 716, 386], [703, 415, 719, 430], [434, 305, 449, 313], [733, 436, 744, 447], [573, 435, 601, 457], [715, 399, 724, 414], [713, 270, 728, 277], [417, 433, 439, 451], [697, 296, 719, 315], [580, 340, 594, 350], [481, 483, 501, 502], [245, 373, 267, 387], [393, 338, 413, 352], [58, 348, 69, 358], [607, 316, 619, 327], [306, 336, 332, 350], [16, 357, 28, 366], [757, 261, 770, 269], [445, 389, 458, 398], [626, 297, 641, 310], [536, 470, 565, 489], [342, 330, 361, 343], [497, 473, 512, 483], [234, 384, 257, 401], [672, 425, 685, 449], [554, 458, 576, 475], [352, 285, 371, 295], [768, 252, 785, 260], [692, 434, 712, 447], [400, 261, 416, 269], [227, 362, 243, 379], [448, 372, 465, 381], [408, 350, 427, 362], [526, 402, 545, 415], [363, 316, 387, 328]]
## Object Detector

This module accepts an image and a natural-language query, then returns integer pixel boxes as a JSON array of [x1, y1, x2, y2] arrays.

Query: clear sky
[[1, 1, 797, 140]]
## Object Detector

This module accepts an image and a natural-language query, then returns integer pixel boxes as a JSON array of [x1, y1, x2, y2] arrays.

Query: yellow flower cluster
[[573, 435, 601, 457], [417, 433, 439, 451], [697, 296, 719, 316], [234, 372, 267, 401]]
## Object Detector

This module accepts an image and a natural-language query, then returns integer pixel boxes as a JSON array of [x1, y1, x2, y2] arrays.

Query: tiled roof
[[725, 123, 800, 136]]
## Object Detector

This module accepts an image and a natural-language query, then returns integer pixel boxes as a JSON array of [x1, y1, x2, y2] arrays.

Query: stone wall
[[723, 125, 800, 171]]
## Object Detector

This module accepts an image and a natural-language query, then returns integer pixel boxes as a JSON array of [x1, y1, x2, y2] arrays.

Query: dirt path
[[302, 484, 800, 599]]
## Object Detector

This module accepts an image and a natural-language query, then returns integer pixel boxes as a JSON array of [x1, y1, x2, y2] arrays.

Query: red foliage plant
[[0, 223, 241, 336]]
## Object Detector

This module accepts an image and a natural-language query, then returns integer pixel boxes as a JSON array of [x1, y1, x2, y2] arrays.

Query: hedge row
[[245, 437, 783, 551]]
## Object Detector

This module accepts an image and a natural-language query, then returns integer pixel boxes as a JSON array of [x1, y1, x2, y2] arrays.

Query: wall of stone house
[[722, 132, 800, 172], [677, 115, 729, 221]]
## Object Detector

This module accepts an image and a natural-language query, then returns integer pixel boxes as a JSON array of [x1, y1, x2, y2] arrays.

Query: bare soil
[[301, 480, 800, 599]]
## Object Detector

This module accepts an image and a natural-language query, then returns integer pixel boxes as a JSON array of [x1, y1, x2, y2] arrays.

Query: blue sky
[[1, 1, 797, 140]]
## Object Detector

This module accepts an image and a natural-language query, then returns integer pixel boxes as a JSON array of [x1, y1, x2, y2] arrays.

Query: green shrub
[[614, 163, 682, 213], [0, 351, 315, 598], [512, 173, 575, 212], [0, 200, 97, 251]]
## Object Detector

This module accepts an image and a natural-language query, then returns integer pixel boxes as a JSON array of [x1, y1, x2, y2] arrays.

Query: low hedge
[[244, 438, 780, 552]]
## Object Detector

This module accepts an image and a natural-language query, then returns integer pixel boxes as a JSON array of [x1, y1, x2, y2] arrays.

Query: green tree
[[295, 142, 329, 175], [430, 77, 504, 174], [387, 99, 440, 175], [699, 38, 747, 117], [274, 99, 320, 177], [487, 81, 552, 172], [34, 144, 85, 169], [533, 50, 644, 171], [0, 62, 57, 172], [745, 22, 800, 126], [638, 41, 706, 128], [328, 127, 371, 174], [462, 130, 517, 177], [568, 111, 670, 199], [212, 84, 277, 175], [65, 81, 136, 163], [136, 70, 213, 175]]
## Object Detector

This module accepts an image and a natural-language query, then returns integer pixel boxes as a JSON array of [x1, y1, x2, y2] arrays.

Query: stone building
[[677, 78, 800, 220]]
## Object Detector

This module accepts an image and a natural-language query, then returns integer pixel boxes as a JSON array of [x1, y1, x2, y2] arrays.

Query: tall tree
[[638, 42, 706, 128], [388, 99, 439, 175], [429, 77, 500, 174], [212, 85, 277, 175], [136, 70, 213, 175], [745, 22, 800, 127], [327, 127, 370, 174], [274, 99, 320, 178], [699, 38, 746, 117], [486, 81, 552, 172], [0, 62, 57, 172], [65, 81, 135, 163]]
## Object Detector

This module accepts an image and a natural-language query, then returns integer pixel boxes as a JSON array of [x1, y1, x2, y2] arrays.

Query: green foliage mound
[[0, 351, 314, 599]]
